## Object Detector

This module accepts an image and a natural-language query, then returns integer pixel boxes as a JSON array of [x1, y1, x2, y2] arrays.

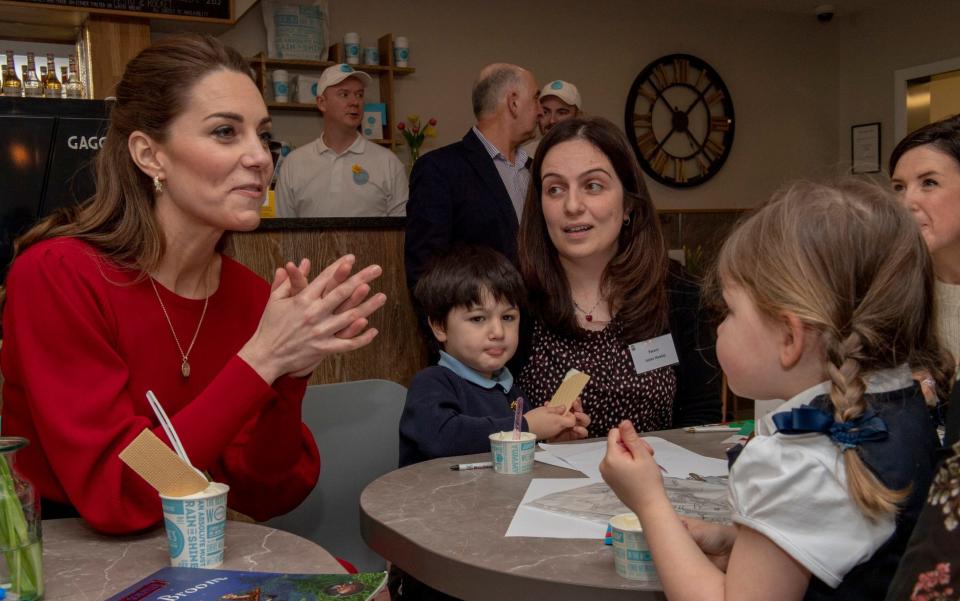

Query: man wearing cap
[[404, 62, 541, 301], [276, 64, 408, 217], [521, 79, 582, 156]]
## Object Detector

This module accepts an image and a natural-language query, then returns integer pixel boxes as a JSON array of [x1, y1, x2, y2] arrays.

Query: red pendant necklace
[[573, 298, 602, 322]]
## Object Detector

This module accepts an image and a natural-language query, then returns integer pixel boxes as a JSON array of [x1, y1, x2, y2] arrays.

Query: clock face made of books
[[625, 53, 735, 188]]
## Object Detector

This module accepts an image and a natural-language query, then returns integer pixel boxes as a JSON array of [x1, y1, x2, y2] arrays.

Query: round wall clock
[[624, 53, 735, 188]]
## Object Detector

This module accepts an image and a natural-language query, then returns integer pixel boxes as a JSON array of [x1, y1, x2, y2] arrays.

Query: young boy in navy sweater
[[399, 246, 590, 467]]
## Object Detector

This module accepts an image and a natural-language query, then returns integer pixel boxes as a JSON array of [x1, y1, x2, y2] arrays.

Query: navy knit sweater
[[399, 366, 529, 467]]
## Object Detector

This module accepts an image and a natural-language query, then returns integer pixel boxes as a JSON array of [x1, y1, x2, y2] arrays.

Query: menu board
[[5, 0, 233, 21]]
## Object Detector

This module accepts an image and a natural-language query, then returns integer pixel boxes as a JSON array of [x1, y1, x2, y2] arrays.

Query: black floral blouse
[[517, 318, 677, 438], [885, 440, 960, 601]]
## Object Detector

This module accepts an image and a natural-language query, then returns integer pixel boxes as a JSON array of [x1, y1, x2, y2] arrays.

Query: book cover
[[105, 566, 387, 601]]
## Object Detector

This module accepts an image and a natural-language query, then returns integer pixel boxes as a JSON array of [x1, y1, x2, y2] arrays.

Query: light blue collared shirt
[[438, 350, 514, 394], [472, 126, 530, 219]]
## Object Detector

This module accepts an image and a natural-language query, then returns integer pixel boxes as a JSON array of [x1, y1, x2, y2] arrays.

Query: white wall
[[834, 1, 960, 175]]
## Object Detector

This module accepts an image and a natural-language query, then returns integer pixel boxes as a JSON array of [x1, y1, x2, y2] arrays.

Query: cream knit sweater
[[935, 279, 960, 364]]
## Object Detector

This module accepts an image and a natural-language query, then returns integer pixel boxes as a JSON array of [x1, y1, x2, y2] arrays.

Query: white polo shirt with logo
[[275, 133, 408, 217]]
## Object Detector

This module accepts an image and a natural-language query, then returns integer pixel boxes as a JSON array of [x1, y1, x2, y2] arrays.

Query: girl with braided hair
[[600, 180, 950, 601]]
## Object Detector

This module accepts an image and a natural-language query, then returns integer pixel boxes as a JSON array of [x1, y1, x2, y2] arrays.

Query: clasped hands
[[239, 255, 386, 384]]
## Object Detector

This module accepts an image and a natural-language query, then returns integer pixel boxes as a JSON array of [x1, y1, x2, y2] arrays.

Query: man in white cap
[[276, 63, 408, 217], [521, 79, 582, 156]]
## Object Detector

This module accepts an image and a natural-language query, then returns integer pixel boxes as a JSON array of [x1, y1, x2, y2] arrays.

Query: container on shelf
[[393, 36, 409, 68]]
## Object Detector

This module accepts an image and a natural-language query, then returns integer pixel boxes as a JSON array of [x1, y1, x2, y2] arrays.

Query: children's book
[[105, 566, 387, 601]]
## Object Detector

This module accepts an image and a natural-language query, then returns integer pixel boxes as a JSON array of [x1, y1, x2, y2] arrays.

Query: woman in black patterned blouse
[[516, 117, 721, 437]]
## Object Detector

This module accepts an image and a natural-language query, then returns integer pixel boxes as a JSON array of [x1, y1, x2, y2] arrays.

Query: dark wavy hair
[[889, 114, 960, 174], [518, 117, 668, 342]]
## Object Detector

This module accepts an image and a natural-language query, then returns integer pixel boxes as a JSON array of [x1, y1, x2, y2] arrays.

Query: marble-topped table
[[360, 428, 733, 601], [42, 517, 345, 600]]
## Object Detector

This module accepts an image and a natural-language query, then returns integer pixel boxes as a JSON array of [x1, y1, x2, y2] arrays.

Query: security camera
[[815, 4, 835, 22]]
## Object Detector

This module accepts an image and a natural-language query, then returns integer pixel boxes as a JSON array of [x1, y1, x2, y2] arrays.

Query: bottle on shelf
[[64, 55, 83, 98], [23, 53, 42, 97], [43, 54, 61, 98], [2, 50, 22, 97]]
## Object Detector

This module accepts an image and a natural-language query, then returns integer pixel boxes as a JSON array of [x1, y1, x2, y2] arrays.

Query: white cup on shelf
[[272, 69, 289, 103], [344, 32, 360, 65], [393, 36, 409, 67]]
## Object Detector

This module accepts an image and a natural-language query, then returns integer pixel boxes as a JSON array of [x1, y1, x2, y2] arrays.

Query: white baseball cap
[[540, 80, 581, 109], [315, 63, 373, 97]]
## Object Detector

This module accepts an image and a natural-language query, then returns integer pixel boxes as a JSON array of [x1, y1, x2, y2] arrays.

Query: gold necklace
[[149, 270, 211, 379]]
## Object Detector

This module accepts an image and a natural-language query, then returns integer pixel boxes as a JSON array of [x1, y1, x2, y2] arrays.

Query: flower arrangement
[[397, 114, 438, 165]]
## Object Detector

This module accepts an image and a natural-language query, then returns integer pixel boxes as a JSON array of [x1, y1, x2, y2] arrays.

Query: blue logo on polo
[[550, 81, 563, 90], [340, 64, 353, 73], [165, 519, 185, 557], [352, 164, 369, 185]]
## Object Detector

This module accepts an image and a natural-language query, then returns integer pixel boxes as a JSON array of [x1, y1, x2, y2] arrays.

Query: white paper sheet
[[534, 451, 580, 471], [538, 436, 728, 480], [504, 478, 607, 539]]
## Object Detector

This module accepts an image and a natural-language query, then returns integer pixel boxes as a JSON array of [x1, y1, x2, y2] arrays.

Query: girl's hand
[[599, 420, 663, 511], [239, 255, 386, 383], [548, 397, 591, 441], [680, 517, 737, 571], [525, 405, 577, 440]]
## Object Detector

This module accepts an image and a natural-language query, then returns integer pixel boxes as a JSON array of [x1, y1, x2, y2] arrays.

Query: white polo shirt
[[275, 133, 408, 217]]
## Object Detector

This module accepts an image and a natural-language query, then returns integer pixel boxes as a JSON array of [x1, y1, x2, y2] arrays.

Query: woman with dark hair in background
[[0, 34, 385, 534], [891, 114, 960, 365], [516, 117, 720, 436]]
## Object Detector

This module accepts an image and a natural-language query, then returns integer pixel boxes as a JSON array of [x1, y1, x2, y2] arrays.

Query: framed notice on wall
[[0, 0, 233, 22], [851, 122, 881, 174]]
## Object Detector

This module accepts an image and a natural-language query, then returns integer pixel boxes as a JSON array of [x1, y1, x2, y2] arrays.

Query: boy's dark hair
[[415, 246, 525, 329]]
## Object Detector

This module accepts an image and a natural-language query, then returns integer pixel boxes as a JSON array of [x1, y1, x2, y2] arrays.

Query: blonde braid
[[824, 328, 909, 520]]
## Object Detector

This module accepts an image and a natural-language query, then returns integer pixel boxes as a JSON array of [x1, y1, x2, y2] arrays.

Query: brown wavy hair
[[518, 117, 668, 342], [3, 34, 252, 298], [709, 179, 953, 519]]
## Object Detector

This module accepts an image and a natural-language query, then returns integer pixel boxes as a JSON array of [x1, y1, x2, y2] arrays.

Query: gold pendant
[[181, 359, 191, 378]]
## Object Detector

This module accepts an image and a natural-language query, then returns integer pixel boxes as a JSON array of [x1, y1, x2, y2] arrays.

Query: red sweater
[[1, 238, 320, 534]]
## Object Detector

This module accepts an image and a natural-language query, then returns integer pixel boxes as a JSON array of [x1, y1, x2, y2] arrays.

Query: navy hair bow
[[771, 405, 889, 450]]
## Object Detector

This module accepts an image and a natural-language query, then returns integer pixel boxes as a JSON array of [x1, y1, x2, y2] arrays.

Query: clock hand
[[650, 128, 677, 157], [684, 81, 714, 116]]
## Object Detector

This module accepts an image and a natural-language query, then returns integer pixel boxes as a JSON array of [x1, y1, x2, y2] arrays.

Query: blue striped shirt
[[472, 126, 530, 219]]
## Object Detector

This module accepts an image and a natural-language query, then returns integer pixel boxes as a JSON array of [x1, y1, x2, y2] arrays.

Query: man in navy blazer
[[404, 63, 541, 300]]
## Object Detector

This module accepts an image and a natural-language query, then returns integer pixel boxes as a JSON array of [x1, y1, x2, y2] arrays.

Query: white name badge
[[628, 334, 679, 374]]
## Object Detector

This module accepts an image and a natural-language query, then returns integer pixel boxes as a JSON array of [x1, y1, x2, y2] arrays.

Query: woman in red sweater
[[0, 34, 386, 534]]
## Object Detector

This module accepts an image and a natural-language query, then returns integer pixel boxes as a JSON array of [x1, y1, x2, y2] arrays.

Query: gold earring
[[153, 175, 164, 193]]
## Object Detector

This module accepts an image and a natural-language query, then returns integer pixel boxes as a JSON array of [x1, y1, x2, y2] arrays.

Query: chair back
[[267, 378, 406, 572]]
